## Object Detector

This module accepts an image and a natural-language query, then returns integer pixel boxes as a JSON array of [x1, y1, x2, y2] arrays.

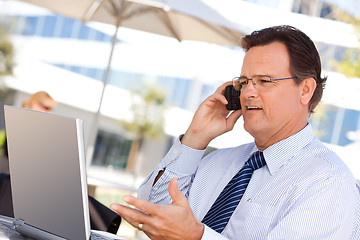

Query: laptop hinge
[[14, 218, 67, 240]]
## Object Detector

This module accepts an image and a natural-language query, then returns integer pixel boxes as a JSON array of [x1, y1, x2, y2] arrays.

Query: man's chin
[[244, 121, 259, 134], [244, 122, 266, 139]]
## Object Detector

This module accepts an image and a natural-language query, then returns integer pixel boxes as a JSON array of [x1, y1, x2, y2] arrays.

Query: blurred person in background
[[0, 91, 56, 174], [21, 90, 55, 113], [111, 25, 360, 240]]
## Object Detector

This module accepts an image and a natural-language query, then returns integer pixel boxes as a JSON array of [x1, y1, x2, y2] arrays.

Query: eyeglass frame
[[232, 75, 297, 91]]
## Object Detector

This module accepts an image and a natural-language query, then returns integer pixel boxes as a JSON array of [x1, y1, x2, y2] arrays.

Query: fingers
[[226, 109, 242, 131], [110, 203, 151, 230], [181, 81, 241, 149], [207, 92, 228, 107], [119, 179, 185, 214], [168, 178, 186, 205], [210, 81, 233, 106], [168, 178, 178, 200], [111, 180, 205, 240], [120, 195, 159, 216], [216, 81, 233, 94]]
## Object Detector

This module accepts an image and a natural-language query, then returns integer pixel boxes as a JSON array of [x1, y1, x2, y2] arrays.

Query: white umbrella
[[18, 0, 246, 161], [19, 0, 244, 45]]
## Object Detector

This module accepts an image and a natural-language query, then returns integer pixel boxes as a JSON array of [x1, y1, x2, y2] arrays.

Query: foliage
[[330, 7, 360, 78], [0, 130, 5, 157], [119, 79, 168, 172], [309, 103, 328, 139], [333, 49, 360, 78], [120, 80, 167, 140], [0, 27, 14, 77]]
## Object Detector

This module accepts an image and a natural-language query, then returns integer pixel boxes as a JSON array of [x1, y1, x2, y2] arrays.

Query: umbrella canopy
[[18, 0, 246, 163], [20, 0, 245, 46]]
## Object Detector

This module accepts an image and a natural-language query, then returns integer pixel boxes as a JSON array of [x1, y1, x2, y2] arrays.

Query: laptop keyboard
[[91, 231, 125, 240]]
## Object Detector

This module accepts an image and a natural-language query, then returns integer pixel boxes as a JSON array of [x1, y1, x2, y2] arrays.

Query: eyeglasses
[[232, 75, 297, 91]]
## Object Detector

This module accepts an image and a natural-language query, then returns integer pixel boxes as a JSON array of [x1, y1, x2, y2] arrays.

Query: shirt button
[[247, 198, 252, 202], [153, 186, 158, 191]]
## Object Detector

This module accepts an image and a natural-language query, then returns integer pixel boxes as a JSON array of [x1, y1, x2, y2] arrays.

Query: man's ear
[[300, 77, 316, 105]]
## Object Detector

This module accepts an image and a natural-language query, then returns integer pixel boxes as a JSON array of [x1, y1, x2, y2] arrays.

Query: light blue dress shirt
[[138, 124, 360, 239]]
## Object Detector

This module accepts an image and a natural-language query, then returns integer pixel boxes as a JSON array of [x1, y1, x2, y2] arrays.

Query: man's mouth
[[247, 106, 262, 110]]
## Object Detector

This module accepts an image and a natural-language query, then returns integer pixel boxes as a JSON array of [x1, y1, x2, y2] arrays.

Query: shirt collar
[[253, 123, 315, 176]]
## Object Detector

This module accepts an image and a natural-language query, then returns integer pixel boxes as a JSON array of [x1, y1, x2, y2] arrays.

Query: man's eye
[[239, 80, 248, 86], [257, 80, 271, 87], [259, 78, 271, 82]]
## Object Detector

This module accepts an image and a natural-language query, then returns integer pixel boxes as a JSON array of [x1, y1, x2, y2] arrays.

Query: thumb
[[226, 109, 242, 131], [168, 178, 186, 205]]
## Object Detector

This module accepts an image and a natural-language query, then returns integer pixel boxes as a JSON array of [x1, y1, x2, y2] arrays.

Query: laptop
[[3, 105, 125, 240]]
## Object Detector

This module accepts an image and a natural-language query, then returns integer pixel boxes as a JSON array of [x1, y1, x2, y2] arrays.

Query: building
[[1, 0, 359, 184]]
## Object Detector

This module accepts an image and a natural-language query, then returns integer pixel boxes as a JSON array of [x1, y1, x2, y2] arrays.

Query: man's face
[[240, 41, 308, 150]]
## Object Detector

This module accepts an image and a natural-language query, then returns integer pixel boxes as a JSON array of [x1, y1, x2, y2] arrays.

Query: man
[[111, 25, 360, 239]]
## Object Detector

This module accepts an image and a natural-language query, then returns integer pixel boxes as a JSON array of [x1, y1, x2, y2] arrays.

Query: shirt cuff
[[161, 135, 206, 175], [201, 225, 229, 240]]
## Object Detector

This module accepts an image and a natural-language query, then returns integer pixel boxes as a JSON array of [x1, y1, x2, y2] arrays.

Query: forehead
[[32, 97, 55, 107], [241, 41, 291, 76]]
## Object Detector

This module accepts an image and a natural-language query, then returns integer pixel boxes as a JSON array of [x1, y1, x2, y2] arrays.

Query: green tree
[[331, 9, 360, 78], [120, 80, 167, 172]]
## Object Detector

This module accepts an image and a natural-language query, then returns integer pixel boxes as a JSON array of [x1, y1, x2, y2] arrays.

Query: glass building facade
[[1, 0, 360, 170], [3, 14, 216, 110], [1, 12, 219, 169]]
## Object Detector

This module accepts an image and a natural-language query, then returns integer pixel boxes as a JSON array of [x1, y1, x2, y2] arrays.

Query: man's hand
[[181, 81, 242, 150], [110, 178, 204, 240]]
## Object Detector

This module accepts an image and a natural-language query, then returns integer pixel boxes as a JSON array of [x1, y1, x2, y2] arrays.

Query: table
[[0, 221, 33, 240], [0, 221, 127, 240]]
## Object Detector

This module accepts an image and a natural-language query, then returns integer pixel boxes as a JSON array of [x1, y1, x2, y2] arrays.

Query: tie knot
[[247, 151, 266, 170]]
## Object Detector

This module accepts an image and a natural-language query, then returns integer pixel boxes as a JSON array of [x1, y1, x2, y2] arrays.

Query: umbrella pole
[[86, 23, 120, 167]]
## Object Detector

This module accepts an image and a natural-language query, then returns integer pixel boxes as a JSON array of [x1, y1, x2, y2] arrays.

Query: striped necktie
[[201, 151, 266, 233]]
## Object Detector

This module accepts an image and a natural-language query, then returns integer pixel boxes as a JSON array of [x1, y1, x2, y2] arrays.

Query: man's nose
[[241, 80, 258, 97]]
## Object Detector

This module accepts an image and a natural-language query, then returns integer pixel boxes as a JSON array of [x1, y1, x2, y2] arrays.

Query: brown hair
[[241, 25, 326, 113]]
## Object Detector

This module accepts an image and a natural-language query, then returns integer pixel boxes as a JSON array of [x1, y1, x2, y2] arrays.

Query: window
[[292, 0, 335, 19], [42, 16, 56, 37], [339, 109, 360, 145], [311, 104, 360, 146], [22, 16, 38, 35], [92, 130, 132, 169]]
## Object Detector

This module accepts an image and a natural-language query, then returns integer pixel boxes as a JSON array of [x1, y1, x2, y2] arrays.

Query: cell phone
[[224, 85, 241, 110]]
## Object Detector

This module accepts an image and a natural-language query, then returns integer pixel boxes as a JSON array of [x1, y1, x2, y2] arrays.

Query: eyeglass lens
[[233, 76, 273, 91]]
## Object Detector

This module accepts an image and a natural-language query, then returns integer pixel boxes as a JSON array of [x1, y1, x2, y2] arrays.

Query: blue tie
[[201, 151, 266, 233]]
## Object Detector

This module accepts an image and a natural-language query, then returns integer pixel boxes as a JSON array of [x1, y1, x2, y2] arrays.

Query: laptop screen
[[4, 105, 90, 240]]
